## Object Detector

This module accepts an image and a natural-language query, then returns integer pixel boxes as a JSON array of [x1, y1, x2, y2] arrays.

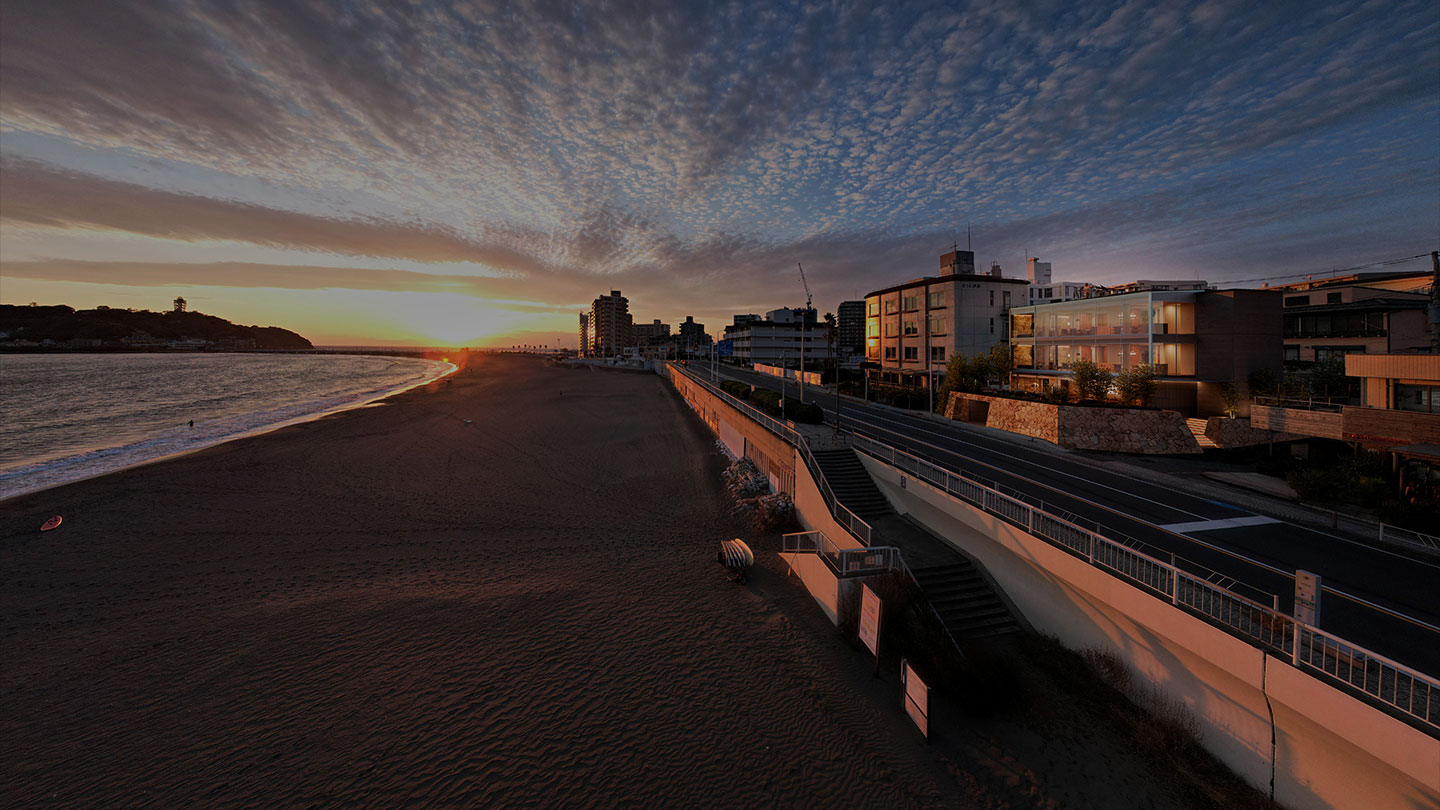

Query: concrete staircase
[[909, 560, 1021, 641], [809, 448, 895, 521], [1186, 417, 1219, 449]]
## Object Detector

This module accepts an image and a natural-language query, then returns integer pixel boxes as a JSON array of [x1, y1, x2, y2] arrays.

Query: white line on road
[[1160, 516, 1282, 533]]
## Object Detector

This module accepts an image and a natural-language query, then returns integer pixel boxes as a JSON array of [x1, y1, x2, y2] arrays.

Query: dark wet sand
[[2, 355, 1224, 809]]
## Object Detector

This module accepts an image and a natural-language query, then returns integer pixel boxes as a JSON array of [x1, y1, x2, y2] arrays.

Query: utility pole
[[1430, 251, 1439, 355], [798, 263, 813, 401]]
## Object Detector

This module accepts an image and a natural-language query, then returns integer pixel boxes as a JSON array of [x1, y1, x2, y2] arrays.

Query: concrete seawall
[[858, 452, 1439, 810], [661, 363, 1439, 810]]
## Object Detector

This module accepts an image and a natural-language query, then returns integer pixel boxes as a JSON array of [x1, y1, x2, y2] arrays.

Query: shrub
[[1114, 364, 1157, 406], [719, 380, 751, 399], [1378, 498, 1440, 532], [1071, 359, 1112, 402], [1246, 368, 1279, 398]]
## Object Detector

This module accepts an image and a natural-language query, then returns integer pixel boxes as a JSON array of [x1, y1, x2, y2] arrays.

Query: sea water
[[0, 353, 453, 500]]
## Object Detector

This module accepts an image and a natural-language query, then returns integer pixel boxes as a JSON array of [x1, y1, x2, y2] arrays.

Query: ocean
[[0, 352, 454, 500]]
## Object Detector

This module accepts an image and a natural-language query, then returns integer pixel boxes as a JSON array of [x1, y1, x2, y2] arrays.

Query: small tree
[[1115, 364, 1157, 407], [1308, 355, 1349, 400], [987, 341, 1014, 389], [1247, 368, 1279, 398], [935, 351, 989, 412], [1070, 359, 1112, 402], [1218, 381, 1241, 418]]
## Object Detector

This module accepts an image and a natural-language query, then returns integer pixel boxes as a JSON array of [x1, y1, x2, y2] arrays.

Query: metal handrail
[[1379, 523, 1440, 553], [848, 431, 1439, 730], [783, 530, 968, 657], [671, 363, 872, 546]]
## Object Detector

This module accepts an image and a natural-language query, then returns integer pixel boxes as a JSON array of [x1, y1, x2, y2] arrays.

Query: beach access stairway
[[867, 514, 1023, 642], [808, 448, 895, 521]]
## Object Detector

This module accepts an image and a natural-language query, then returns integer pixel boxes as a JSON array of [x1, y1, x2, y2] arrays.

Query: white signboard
[[902, 659, 929, 740], [858, 584, 881, 658], [1295, 570, 1321, 625]]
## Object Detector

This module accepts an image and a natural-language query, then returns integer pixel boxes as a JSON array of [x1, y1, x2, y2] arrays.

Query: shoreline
[[0, 357, 458, 505], [0, 354, 955, 808]]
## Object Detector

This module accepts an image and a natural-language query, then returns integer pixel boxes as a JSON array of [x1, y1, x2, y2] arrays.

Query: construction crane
[[797, 262, 813, 309]]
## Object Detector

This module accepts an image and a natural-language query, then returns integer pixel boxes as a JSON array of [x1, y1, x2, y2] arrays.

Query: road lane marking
[[1161, 516, 1282, 533]]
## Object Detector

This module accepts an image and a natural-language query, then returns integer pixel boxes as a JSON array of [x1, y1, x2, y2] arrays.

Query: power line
[[1222, 253, 1431, 286]]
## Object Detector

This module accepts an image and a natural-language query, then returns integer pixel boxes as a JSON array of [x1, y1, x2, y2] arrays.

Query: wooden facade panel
[[1251, 406, 1344, 439]]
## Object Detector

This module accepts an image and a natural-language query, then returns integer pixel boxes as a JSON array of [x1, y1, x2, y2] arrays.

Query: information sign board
[[902, 659, 929, 740], [858, 584, 881, 658]]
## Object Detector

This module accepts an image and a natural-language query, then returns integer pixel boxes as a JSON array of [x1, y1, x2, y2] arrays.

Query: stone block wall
[[1057, 406, 1200, 454], [945, 392, 1058, 443], [945, 392, 1200, 454]]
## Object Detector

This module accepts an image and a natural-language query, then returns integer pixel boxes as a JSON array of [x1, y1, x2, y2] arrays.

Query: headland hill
[[0, 302, 312, 352]]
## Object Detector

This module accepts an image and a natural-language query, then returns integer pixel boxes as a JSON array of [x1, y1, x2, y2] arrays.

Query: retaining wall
[[858, 452, 1440, 810], [945, 392, 1200, 454]]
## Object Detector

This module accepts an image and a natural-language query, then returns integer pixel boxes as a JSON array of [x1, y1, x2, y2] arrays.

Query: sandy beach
[[1, 355, 1252, 809]]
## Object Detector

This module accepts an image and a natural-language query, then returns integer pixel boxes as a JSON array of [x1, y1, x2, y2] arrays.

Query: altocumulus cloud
[[1, 0, 1436, 320]]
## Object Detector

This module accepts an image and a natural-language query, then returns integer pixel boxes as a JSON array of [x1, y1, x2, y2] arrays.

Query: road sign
[[902, 659, 928, 740], [717, 339, 734, 357], [859, 584, 881, 658], [1295, 570, 1321, 625]]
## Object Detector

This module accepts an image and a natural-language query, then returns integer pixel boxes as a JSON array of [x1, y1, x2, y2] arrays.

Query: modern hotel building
[[1008, 288, 1282, 415]]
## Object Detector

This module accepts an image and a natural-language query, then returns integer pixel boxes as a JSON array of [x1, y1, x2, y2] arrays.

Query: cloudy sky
[[2, 0, 1436, 346]]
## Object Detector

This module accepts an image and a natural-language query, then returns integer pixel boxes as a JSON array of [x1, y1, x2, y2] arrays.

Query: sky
[[1, 0, 1437, 347]]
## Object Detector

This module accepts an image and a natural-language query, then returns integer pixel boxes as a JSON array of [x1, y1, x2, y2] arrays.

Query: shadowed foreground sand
[[2, 355, 1222, 808]]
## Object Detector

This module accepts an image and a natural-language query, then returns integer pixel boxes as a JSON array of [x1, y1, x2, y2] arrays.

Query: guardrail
[[1379, 523, 1440, 554], [782, 530, 896, 577], [849, 432, 1439, 730], [783, 530, 970, 658], [669, 363, 872, 546]]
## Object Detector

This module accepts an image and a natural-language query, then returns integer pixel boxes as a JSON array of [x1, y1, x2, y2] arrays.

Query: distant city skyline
[[2, 1, 1436, 347]]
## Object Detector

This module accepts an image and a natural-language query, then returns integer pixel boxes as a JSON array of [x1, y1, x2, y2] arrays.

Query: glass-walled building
[[1009, 288, 1281, 416]]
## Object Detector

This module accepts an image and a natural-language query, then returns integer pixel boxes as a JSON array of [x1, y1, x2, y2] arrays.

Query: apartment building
[[588, 290, 633, 357], [632, 319, 670, 346], [864, 250, 1029, 387], [1008, 287, 1281, 415], [1266, 271, 1433, 363], [723, 307, 833, 366], [837, 300, 865, 358], [678, 316, 710, 350], [577, 312, 589, 357]]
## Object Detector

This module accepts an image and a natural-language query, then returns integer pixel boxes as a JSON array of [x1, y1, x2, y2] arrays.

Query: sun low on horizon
[[1, 0, 1436, 346]]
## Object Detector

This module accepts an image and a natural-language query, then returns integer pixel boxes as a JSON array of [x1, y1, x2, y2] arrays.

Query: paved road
[[709, 365, 1440, 677]]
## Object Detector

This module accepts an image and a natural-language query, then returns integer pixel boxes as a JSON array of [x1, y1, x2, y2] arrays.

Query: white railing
[[669, 363, 871, 546], [793, 433, 873, 546], [783, 530, 897, 577], [1379, 523, 1440, 555], [848, 432, 1439, 730]]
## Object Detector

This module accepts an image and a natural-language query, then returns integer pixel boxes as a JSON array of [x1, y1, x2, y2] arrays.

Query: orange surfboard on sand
[[40, 515, 62, 532]]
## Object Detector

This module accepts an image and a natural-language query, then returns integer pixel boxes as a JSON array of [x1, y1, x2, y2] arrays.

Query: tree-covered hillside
[[0, 305, 313, 350]]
